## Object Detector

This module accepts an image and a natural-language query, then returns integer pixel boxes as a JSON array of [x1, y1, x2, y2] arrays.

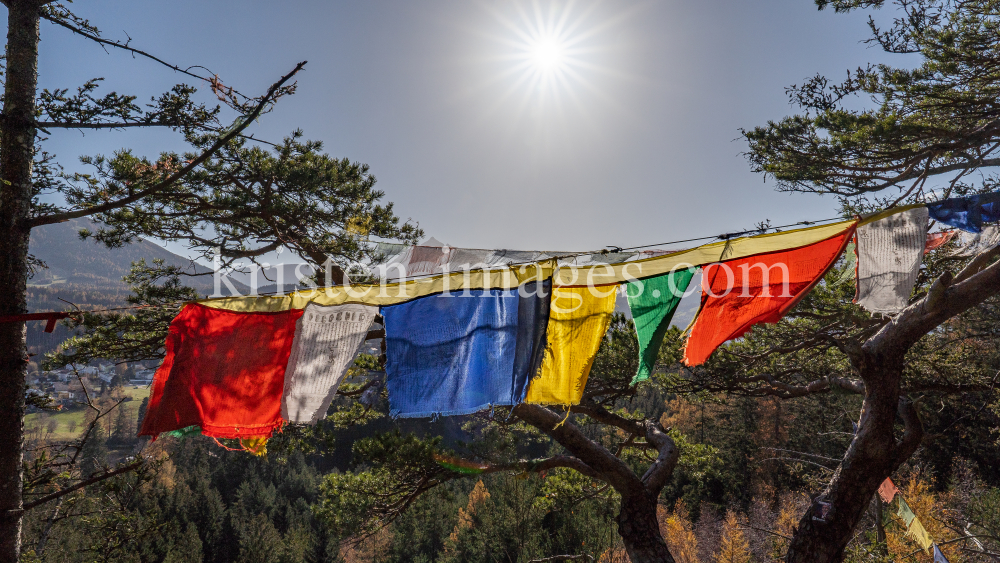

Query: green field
[[25, 385, 150, 440]]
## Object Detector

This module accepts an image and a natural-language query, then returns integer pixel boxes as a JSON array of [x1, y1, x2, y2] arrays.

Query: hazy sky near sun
[[37, 0, 901, 254]]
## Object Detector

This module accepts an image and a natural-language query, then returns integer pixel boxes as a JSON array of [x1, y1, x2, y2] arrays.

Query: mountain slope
[[28, 218, 245, 295]]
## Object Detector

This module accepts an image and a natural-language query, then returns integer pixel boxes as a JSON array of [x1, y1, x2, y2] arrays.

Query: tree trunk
[[0, 1, 41, 561], [784, 351, 919, 563], [616, 493, 675, 563]]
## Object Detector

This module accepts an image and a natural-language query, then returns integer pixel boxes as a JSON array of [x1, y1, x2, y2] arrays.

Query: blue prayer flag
[[382, 283, 550, 418], [927, 192, 1000, 233]]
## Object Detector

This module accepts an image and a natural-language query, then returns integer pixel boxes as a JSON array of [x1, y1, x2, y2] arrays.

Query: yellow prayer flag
[[907, 517, 933, 554], [525, 286, 616, 405], [240, 436, 268, 457]]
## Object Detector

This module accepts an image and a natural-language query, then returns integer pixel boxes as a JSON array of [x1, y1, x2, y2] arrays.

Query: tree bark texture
[[617, 493, 676, 563], [0, 1, 41, 560]]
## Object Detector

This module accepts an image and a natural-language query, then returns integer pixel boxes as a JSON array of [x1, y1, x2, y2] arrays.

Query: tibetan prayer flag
[[446, 248, 495, 271], [513, 280, 552, 399], [525, 286, 616, 405], [832, 241, 858, 286], [907, 517, 933, 554], [896, 496, 916, 527], [878, 477, 899, 503], [406, 245, 451, 276], [241, 436, 269, 457], [434, 454, 488, 474], [933, 544, 949, 563], [952, 224, 1000, 257], [162, 425, 202, 439], [856, 207, 929, 314], [928, 192, 1000, 233], [626, 269, 696, 384], [139, 303, 302, 439], [281, 303, 377, 424], [682, 227, 854, 366], [924, 230, 956, 254], [383, 284, 550, 417]]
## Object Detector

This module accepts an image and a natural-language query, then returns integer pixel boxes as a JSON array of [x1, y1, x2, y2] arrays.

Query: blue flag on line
[[382, 282, 550, 418], [927, 192, 1000, 233]]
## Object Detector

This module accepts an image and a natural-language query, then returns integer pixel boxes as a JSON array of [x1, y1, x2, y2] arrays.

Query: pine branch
[[29, 61, 307, 228]]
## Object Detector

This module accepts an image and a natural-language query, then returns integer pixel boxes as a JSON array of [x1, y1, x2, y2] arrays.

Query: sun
[[475, 0, 629, 111], [529, 37, 566, 71]]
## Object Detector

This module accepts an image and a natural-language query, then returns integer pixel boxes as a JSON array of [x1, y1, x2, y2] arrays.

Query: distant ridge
[[25, 218, 250, 357], [28, 218, 248, 296]]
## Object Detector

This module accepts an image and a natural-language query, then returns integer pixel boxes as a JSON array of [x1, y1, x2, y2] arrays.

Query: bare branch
[[21, 460, 143, 512]]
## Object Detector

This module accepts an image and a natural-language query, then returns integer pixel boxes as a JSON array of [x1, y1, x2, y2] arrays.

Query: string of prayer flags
[[927, 192, 1000, 233], [855, 207, 929, 314], [924, 230, 956, 254], [682, 227, 855, 366], [951, 224, 1000, 257], [882, 478, 947, 557], [625, 268, 696, 384], [525, 286, 616, 405], [383, 284, 550, 417], [131, 194, 1000, 437], [281, 303, 377, 424], [139, 303, 302, 440], [878, 477, 899, 503]]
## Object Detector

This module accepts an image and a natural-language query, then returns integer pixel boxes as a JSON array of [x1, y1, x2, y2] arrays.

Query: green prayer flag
[[833, 241, 857, 286], [895, 496, 916, 527], [163, 425, 202, 439], [625, 268, 696, 384]]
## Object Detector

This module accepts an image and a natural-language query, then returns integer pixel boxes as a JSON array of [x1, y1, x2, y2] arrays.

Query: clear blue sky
[[36, 0, 901, 255]]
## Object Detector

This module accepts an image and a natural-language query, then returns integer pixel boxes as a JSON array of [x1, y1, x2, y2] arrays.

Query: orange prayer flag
[[878, 477, 899, 503], [683, 226, 856, 366], [924, 230, 956, 254]]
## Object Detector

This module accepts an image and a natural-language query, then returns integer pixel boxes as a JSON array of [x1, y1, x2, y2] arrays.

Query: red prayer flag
[[924, 230, 956, 254], [683, 227, 855, 366], [878, 477, 899, 503], [139, 303, 303, 439]]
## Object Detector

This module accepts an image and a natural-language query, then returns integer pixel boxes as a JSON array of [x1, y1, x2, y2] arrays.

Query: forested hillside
[[20, 375, 1000, 563]]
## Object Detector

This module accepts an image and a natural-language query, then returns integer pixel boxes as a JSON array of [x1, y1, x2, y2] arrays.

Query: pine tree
[[715, 511, 750, 563], [738, 1, 1000, 560], [0, 2, 418, 558], [163, 522, 204, 563]]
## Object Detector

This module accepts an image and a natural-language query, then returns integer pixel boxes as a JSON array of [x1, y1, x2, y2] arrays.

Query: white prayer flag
[[855, 207, 929, 314], [282, 303, 378, 424], [951, 224, 1000, 257]]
